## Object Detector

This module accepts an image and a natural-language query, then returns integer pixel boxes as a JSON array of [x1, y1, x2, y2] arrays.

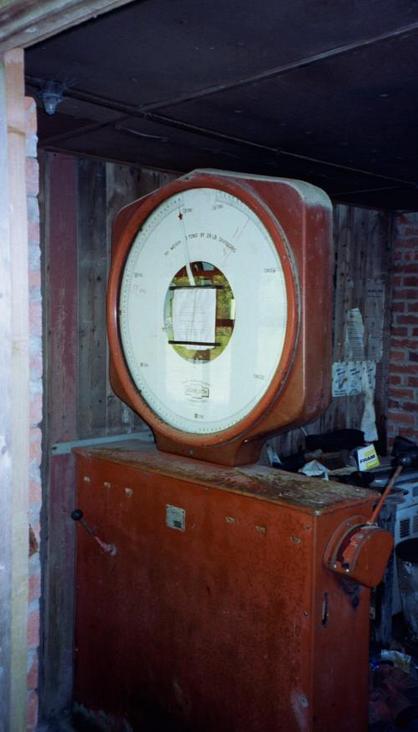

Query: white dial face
[[119, 186, 290, 434]]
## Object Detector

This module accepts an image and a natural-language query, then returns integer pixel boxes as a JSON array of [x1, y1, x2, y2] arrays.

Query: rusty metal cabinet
[[74, 442, 374, 731]]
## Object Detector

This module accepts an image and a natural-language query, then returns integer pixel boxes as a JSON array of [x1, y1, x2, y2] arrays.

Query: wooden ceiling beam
[[0, 0, 135, 52]]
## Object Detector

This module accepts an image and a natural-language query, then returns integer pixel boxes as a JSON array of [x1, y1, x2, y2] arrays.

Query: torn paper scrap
[[299, 460, 329, 480], [361, 362, 378, 442], [365, 278, 385, 362]]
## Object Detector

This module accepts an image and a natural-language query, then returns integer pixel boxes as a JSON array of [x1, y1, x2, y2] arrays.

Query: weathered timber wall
[[44, 155, 175, 446], [76, 159, 176, 437], [40, 152, 176, 720], [271, 202, 392, 458]]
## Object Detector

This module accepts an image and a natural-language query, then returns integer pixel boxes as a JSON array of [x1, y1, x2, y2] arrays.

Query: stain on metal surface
[[291, 689, 310, 731]]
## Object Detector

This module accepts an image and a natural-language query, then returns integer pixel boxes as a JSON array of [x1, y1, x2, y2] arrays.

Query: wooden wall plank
[[77, 158, 108, 437], [42, 453, 77, 718], [44, 152, 78, 443], [0, 54, 12, 730], [5, 47, 30, 732], [41, 151, 79, 719], [105, 163, 147, 432]]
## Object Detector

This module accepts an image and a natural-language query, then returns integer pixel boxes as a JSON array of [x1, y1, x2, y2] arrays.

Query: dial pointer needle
[[178, 204, 195, 287]]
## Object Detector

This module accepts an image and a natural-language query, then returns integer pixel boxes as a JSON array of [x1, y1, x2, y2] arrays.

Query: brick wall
[[388, 212, 418, 445], [25, 97, 42, 731]]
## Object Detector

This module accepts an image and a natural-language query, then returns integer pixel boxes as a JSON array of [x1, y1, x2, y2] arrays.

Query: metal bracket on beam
[[51, 430, 154, 455]]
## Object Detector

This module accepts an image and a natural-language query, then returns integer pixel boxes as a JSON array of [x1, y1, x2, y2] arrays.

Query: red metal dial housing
[[107, 170, 333, 465]]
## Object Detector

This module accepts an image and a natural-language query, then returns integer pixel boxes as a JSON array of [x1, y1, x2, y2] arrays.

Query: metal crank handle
[[367, 464, 403, 526], [71, 509, 117, 556]]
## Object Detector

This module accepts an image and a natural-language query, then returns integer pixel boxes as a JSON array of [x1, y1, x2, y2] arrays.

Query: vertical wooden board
[[104, 163, 177, 432], [77, 158, 108, 437], [132, 167, 177, 198], [105, 163, 145, 432], [0, 56, 12, 728], [5, 48, 30, 732], [44, 152, 78, 443], [376, 215, 394, 450], [329, 204, 366, 430], [41, 151, 79, 720], [41, 454, 77, 718]]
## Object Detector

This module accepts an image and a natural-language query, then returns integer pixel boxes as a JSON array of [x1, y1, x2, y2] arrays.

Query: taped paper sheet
[[344, 308, 365, 361], [172, 288, 217, 349], [361, 361, 378, 442], [365, 278, 385, 362], [332, 360, 378, 441], [332, 361, 376, 397]]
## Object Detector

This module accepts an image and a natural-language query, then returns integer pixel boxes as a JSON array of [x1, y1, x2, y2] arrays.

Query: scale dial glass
[[119, 186, 291, 434]]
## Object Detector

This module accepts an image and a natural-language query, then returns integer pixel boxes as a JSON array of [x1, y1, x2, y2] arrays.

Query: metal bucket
[[396, 538, 418, 635]]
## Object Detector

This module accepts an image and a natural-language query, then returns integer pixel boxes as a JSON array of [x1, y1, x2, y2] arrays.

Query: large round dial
[[117, 185, 296, 435]]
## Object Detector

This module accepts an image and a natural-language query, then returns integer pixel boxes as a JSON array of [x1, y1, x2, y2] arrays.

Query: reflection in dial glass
[[119, 187, 290, 434], [164, 261, 235, 363]]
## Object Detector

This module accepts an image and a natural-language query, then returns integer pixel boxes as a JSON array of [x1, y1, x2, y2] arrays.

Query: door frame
[[0, 2, 135, 727]]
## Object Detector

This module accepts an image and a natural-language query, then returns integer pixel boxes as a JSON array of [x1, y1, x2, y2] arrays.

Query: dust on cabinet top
[[74, 440, 377, 515]]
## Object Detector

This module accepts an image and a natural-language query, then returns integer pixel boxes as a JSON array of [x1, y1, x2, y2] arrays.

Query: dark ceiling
[[25, 0, 418, 210]]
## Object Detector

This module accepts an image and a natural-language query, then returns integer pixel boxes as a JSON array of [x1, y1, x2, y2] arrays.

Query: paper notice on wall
[[365, 278, 385, 362], [363, 360, 376, 391], [361, 361, 378, 441], [332, 362, 349, 397], [332, 360, 376, 397], [172, 287, 217, 349], [344, 308, 365, 361], [332, 359, 378, 439]]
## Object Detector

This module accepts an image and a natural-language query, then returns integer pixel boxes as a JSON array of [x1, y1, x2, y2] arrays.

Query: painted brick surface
[[25, 96, 42, 731], [388, 212, 418, 446]]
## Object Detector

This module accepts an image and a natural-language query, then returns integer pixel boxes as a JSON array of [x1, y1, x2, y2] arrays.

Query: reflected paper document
[[172, 288, 216, 349]]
